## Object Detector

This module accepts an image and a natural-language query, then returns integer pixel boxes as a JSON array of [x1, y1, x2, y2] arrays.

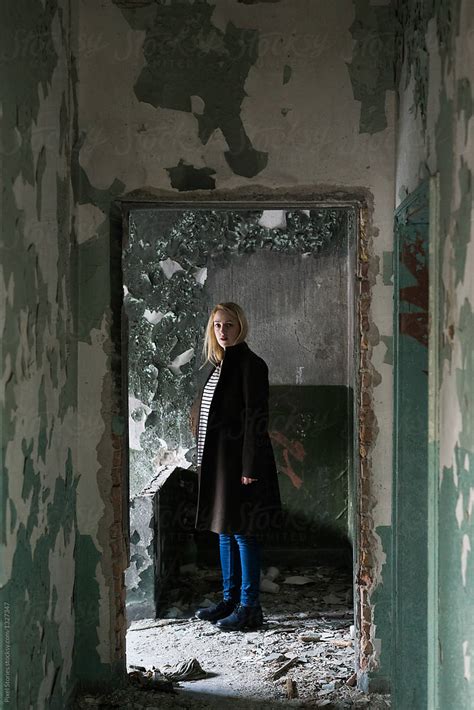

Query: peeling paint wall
[[0, 0, 399, 702], [124, 207, 347, 491], [123, 207, 353, 618], [5, 0, 473, 703], [396, 0, 474, 706], [0, 1, 80, 707], [74, 0, 396, 690]]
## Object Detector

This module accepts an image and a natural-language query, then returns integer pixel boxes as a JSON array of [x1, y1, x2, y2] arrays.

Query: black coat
[[194, 341, 282, 535]]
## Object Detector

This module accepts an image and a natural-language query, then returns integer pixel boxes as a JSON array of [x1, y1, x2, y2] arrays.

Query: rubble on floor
[[73, 564, 390, 709]]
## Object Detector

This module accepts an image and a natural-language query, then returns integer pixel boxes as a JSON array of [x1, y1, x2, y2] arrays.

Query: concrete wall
[[205, 233, 353, 386], [1, 1, 397, 705], [396, 1, 474, 707], [205, 230, 355, 547], [0, 2, 79, 707], [3, 0, 473, 703], [75, 0, 396, 687], [123, 206, 354, 603], [124, 206, 351, 491]]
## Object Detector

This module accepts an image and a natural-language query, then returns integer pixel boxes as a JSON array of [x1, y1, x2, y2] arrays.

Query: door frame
[[108, 192, 379, 685]]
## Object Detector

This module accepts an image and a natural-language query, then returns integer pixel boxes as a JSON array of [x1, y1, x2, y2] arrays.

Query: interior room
[[1, 1, 473, 709]]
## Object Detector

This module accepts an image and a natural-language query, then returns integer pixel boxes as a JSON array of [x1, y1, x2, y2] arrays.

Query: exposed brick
[[356, 209, 379, 673], [111, 485, 122, 507]]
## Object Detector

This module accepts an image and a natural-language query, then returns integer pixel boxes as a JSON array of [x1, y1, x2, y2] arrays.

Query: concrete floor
[[73, 564, 391, 709]]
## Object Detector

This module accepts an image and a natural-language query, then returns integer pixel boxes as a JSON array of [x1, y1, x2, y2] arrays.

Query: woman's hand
[[241, 476, 258, 485]]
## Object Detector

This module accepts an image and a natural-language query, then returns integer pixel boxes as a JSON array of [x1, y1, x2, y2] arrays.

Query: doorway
[[115, 199, 377, 705]]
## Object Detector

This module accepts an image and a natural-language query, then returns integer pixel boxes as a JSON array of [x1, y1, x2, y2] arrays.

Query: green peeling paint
[[0, 0, 61, 548], [453, 159, 472, 287], [73, 139, 125, 341], [113, 0, 268, 177], [70, 67, 127, 341], [2, 449, 78, 710], [393, 182, 430, 708], [398, 7, 474, 704], [347, 0, 396, 134], [438, 450, 474, 709], [9, 500, 17, 533], [380, 335, 393, 365], [456, 299, 474, 454], [434, 90, 455, 231], [457, 77, 473, 141], [78, 234, 113, 341], [35, 146, 47, 220], [38, 376, 48, 464], [73, 533, 125, 688], [437, 300, 474, 708], [167, 160, 216, 191], [0, 0, 118, 705], [397, 0, 461, 129], [382, 251, 393, 286]]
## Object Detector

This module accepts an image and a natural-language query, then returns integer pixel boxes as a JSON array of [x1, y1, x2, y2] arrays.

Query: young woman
[[192, 302, 282, 631]]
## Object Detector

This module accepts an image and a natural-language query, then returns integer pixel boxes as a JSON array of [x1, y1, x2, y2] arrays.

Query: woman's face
[[213, 309, 240, 348]]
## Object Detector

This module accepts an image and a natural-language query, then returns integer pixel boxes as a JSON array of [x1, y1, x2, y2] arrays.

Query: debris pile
[[73, 564, 390, 709]]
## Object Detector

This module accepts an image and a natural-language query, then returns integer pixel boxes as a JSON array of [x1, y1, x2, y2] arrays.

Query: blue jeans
[[218, 534, 261, 607]]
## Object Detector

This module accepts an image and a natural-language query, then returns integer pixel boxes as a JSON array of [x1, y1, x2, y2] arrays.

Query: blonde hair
[[202, 302, 248, 366]]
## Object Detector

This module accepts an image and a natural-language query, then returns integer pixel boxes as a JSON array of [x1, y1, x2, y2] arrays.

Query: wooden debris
[[314, 610, 353, 619], [299, 632, 322, 643], [271, 656, 300, 681], [128, 618, 188, 632], [286, 677, 298, 699]]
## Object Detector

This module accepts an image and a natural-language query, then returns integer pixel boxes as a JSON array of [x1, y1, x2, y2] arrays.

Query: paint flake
[[258, 210, 287, 229], [159, 258, 184, 279], [143, 309, 164, 325], [455, 492, 464, 527], [194, 267, 208, 285], [129, 397, 152, 452], [461, 534, 471, 587], [468, 488, 474, 519], [463, 640, 471, 681], [190, 95, 205, 115], [168, 348, 195, 376]]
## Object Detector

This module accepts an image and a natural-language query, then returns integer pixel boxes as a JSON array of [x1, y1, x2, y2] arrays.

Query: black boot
[[215, 603, 264, 631], [195, 598, 238, 623]]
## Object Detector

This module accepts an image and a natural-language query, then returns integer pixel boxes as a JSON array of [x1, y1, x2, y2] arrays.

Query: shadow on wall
[[125, 383, 353, 620], [268, 385, 353, 552], [196, 385, 353, 567]]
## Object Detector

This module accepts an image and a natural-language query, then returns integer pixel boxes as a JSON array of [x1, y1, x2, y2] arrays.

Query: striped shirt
[[197, 364, 221, 467]]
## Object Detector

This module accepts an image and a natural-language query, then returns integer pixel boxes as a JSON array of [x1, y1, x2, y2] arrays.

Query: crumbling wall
[[73, 0, 396, 692], [396, 0, 474, 706], [123, 208, 352, 618], [0, 1, 79, 707], [124, 207, 347, 491]]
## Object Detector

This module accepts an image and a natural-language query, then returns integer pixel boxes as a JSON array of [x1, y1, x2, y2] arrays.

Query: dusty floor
[[73, 564, 390, 709]]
